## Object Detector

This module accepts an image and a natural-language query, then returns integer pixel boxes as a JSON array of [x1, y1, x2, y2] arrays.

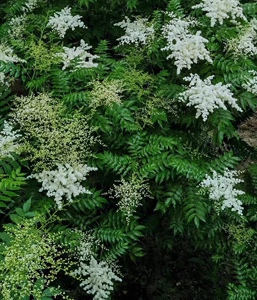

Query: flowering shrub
[[0, 217, 73, 300], [1, 0, 257, 299], [10, 93, 98, 171]]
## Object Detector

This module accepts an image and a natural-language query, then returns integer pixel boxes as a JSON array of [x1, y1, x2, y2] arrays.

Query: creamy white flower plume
[[0, 44, 26, 63], [0, 72, 10, 87], [8, 15, 27, 38], [73, 256, 122, 300], [47, 6, 86, 38], [28, 164, 97, 209], [161, 13, 212, 74], [242, 70, 257, 95], [226, 19, 257, 56], [56, 39, 99, 70], [0, 121, 21, 158], [108, 177, 152, 223], [21, 0, 39, 13], [192, 0, 246, 27], [200, 168, 244, 215], [179, 74, 242, 121], [115, 16, 154, 45]]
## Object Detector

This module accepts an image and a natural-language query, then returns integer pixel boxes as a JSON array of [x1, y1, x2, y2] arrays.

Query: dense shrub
[[1, 0, 257, 299]]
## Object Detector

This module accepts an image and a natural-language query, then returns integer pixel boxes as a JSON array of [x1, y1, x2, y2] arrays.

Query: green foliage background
[[1, 0, 257, 299]]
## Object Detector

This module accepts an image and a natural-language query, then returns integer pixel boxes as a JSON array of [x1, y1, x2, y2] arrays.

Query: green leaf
[[9, 213, 22, 224], [194, 216, 200, 229], [3, 190, 18, 197], [43, 288, 53, 297], [130, 246, 145, 257], [23, 197, 32, 213], [0, 232, 10, 243], [24, 211, 36, 218], [15, 207, 25, 217], [2, 162, 12, 174]]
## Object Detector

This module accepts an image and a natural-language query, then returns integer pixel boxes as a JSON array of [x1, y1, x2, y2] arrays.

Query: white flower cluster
[[0, 44, 26, 63], [90, 79, 124, 108], [75, 233, 100, 262], [56, 39, 99, 70], [108, 177, 152, 222], [200, 168, 245, 215], [161, 13, 212, 74], [47, 6, 86, 38], [28, 164, 97, 209], [242, 70, 257, 95], [8, 15, 27, 38], [0, 121, 21, 158], [115, 16, 154, 46], [179, 74, 242, 121], [192, 0, 246, 27], [21, 0, 39, 13], [73, 256, 122, 300], [227, 19, 257, 56], [0, 72, 10, 87], [8, 0, 40, 38]]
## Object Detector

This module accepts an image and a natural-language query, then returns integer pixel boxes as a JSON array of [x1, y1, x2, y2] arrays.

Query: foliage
[[1, 0, 257, 299]]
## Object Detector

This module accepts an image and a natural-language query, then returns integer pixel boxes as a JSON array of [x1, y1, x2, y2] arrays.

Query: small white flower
[[0, 44, 26, 63], [21, 0, 39, 13], [226, 19, 257, 56], [242, 70, 257, 95], [178, 74, 242, 121], [28, 164, 97, 209], [200, 168, 244, 215], [115, 16, 154, 46], [89, 79, 124, 108], [47, 6, 86, 38], [8, 15, 27, 38], [0, 72, 10, 87], [0, 121, 22, 158], [108, 177, 152, 223], [56, 39, 99, 70], [192, 0, 246, 27], [161, 13, 212, 74]]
